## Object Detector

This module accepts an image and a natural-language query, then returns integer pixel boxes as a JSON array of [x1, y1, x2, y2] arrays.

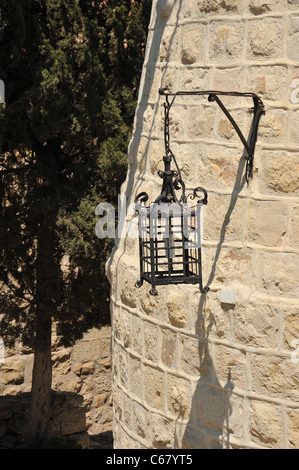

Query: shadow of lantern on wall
[[135, 89, 265, 296]]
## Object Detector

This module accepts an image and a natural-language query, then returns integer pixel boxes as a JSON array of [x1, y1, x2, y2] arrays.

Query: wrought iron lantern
[[135, 89, 265, 295]]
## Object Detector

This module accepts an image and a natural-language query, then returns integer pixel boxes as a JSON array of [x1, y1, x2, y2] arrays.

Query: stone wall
[[107, 0, 299, 449], [0, 392, 89, 449], [0, 325, 112, 445]]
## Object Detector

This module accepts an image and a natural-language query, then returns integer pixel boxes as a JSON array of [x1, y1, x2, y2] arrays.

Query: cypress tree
[[0, 0, 151, 443]]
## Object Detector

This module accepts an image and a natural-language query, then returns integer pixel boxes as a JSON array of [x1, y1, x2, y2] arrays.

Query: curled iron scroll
[[135, 192, 149, 204], [188, 186, 208, 205]]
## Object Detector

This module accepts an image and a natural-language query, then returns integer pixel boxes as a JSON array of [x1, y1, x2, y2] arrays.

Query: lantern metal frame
[[135, 89, 265, 295]]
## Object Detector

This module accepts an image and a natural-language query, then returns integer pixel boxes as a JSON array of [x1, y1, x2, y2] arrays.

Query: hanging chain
[[164, 95, 171, 158]]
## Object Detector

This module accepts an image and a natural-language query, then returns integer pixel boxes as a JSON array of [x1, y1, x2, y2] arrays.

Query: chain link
[[164, 97, 171, 157]]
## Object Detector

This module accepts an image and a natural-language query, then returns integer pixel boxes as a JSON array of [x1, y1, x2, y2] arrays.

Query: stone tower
[[107, 0, 299, 449]]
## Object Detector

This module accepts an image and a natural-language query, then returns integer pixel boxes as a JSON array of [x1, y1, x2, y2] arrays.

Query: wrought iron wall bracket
[[159, 88, 265, 184], [135, 89, 265, 295]]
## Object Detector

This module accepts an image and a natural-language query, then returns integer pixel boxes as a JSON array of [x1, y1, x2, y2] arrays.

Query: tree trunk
[[27, 201, 58, 445], [27, 313, 52, 444]]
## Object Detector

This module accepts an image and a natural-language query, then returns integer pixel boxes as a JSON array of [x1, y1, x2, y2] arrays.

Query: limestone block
[[216, 111, 246, 143], [258, 150, 299, 195], [73, 339, 101, 363], [162, 142, 197, 183], [223, 393, 244, 442], [144, 365, 165, 410], [61, 406, 86, 436], [80, 361, 94, 375], [178, 67, 212, 95], [119, 349, 129, 389], [138, 282, 167, 322], [111, 308, 121, 343], [249, 400, 283, 448], [119, 265, 138, 310], [159, 26, 179, 63], [161, 327, 177, 369], [129, 356, 143, 399], [247, 65, 288, 102], [0, 360, 24, 386], [55, 377, 82, 394], [213, 68, 245, 105], [248, 0, 287, 14], [143, 321, 160, 363], [178, 0, 198, 20], [233, 302, 279, 349], [180, 424, 208, 449], [150, 140, 197, 185], [157, 0, 180, 23], [257, 252, 299, 298], [204, 193, 246, 243], [141, 103, 159, 137], [197, 0, 241, 14], [167, 105, 186, 142], [189, 381, 233, 436], [149, 138, 165, 176], [166, 373, 192, 417], [52, 348, 72, 376], [166, 286, 188, 327], [112, 388, 123, 422], [282, 306, 299, 350], [131, 401, 149, 440], [77, 375, 92, 397], [215, 344, 247, 390], [287, 0, 299, 8], [247, 200, 288, 247], [119, 309, 132, 349], [199, 291, 231, 339], [290, 110, 299, 145], [142, 66, 162, 103], [150, 413, 175, 448], [180, 24, 206, 64], [247, 18, 284, 60], [196, 144, 243, 191], [121, 392, 132, 428], [158, 0, 172, 20], [186, 105, 215, 139], [290, 205, 299, 249], [257, 108, 287, 144], [136, 136, 149, 173], [130, 314, 143, 357], [213, 247, 255, 286], [101, 335, 111, 358], [251, 353, 299, 401], [287, 17, 299, 61], [95, 365, 111, 393], [287, 409, 299, 449], [160, 66, 178, 95], [179, 334, 201, 378], [209, 21, 244, 63]]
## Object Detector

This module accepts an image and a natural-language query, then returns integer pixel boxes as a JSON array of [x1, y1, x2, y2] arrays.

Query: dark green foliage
[[0, 0, 152, 347]]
